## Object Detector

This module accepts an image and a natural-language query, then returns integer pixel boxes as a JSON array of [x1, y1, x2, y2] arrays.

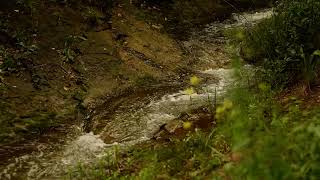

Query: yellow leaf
[[183, 121, 192, 130], [190, 76, 201, 86], [184, 87, 195, 95]]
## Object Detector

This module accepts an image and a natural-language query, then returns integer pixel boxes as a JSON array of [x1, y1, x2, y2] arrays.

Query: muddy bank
[[0, 0, 273, 149], [0, 0, 185, 163]]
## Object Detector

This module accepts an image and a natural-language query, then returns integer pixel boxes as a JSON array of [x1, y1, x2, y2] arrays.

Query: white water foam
[[1, 9, 271, 180]]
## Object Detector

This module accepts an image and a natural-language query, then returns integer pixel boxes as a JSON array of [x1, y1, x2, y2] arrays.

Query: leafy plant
[[0, 48, 16, 71], [301, 49, 320, 91], [83, 7, 105, 26], [240, 0, 320, 88], [62, 35, 86, 63]]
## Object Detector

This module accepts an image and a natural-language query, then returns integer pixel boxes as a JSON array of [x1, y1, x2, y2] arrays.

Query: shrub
[[219, 64, 320, 179], [241, 0, 320, 89]]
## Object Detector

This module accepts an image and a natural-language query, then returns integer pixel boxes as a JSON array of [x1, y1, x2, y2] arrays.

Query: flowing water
[[0, 9, 272, 179]]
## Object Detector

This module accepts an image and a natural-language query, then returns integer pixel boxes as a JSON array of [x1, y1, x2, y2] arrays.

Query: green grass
[[68, 131, 230, 179], [238, 0, 320, 89], [219, 59, 320, 179]]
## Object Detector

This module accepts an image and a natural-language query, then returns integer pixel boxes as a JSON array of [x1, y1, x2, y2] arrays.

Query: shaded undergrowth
[[238, 0, 320, 90]]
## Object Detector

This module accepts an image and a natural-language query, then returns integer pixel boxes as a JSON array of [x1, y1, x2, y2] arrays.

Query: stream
[[0, 9, 272, 179]]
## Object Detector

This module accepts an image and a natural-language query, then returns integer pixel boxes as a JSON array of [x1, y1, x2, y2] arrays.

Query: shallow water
[[0, 9, 272, 179]]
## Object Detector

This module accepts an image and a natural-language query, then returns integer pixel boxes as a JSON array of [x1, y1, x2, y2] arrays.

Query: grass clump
[[218, 62, 320, 179], [68, 131, 230, 179], [240, 0, 320, 89]]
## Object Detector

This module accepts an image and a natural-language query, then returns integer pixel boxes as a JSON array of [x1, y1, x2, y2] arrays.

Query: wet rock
[[164, 119, 183, 133], [151, 24, 163, 30], [152, 119, 183, 139]]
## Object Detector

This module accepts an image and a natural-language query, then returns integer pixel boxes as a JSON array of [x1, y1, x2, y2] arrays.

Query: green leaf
[[300, 47, 305, 59], [312, 50, 320, 57]]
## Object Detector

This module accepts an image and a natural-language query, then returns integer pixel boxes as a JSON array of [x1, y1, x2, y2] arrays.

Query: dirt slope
[[0, 1, 186, 162]]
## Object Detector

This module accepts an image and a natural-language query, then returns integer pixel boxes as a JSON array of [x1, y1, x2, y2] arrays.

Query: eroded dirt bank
[[0, 0, 187, 163], [0, 0, 273, 178]]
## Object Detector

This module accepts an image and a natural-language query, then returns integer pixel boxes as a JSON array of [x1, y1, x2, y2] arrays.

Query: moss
[[21, 112, 58, 133], [135, 74, 158, 87]]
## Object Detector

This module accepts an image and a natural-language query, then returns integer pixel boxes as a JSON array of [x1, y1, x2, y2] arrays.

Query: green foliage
[[0, 49, 16, 71], [165, 54, 320, 179], [0, 42, 38, 73], [219, 64, 320, 179], [20, 0, 36, 11], [301, 49, 320, 90], [68, 131, 230, 179], [240, 0, 320, 88], [62, 35, 86, 63], [0, 102, 59, 143], [83, 7, 105, 26], [21, 112, 58, 134]]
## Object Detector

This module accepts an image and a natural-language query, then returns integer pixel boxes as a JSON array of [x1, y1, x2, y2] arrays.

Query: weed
[[68, 130, 229, 179], [0, 43, 38, 73], [61, 35, 86, 63], [301, 49, 320, 92], [239, 0, 320, 89], [0, 48, 17, 72], [83, 7, 105, 26]]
